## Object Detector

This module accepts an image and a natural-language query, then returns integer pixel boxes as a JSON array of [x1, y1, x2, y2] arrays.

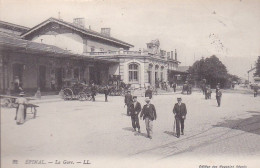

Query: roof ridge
[[22, 17, 134, 48]]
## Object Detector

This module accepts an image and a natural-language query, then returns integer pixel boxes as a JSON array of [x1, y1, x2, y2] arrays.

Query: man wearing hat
[[140, 97, 157, 139], [124, 90, 133, 116], [216, 89, 222, 107], [129, 96, 142, 132], [145, 86, 153, 99], [173, 97, 187, 138]]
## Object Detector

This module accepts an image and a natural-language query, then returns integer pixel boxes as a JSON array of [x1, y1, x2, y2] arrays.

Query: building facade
[[95, 39, 179, 87], [0, 17, 180, 94]]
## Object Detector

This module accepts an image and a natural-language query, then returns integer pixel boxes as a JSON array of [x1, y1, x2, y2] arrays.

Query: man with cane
[[173, 97, 187, 138], [124, 91, 133, 116]]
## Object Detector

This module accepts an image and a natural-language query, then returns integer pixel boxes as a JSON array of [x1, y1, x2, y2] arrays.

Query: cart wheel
[[78, 92, 86, 101], [63, 88, 73, 100], [85, 94, 91, 101], [1, 98, 11, 107]]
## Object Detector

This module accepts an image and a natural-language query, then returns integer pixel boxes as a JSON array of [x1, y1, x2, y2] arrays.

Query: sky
[[1, 0, 260, 78]]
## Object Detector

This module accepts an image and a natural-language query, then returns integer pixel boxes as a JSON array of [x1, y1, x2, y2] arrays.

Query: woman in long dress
[[15, 92, 28, 125]]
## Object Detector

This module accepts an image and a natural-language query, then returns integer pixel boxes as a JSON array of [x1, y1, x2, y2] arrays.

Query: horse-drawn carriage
[[182, 82, 192, 95], [60, 79, 92, 101], [108, 82, 131, 96], [108, 75, 131, 96]]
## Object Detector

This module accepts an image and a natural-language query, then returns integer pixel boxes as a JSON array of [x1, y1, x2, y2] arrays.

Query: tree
[[254, 56, 260, 77], [189, 55, 233, 88]]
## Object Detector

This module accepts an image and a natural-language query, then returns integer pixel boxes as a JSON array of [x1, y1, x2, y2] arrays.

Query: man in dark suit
[[140, 97, 157, 139], [103, 85, 110, 102], [145, 86, 153, 99], [91, 83, 97, 102], [173, 82, 177, 92], [124, 91, 133, 116], [173, 97, 187, 138], [216, 89, 222, 107], [129, 96, 142, 132], [254, 84, 258, 97]]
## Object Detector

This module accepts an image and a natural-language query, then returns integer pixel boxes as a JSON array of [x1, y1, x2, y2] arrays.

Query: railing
[[84, 50, 172, 61]]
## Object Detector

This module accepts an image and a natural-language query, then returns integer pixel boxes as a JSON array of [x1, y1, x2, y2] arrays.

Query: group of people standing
[[202, 83, 222, 107], [124, 87, 187, 139]]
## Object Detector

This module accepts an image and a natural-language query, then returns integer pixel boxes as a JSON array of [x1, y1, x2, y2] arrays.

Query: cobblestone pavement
[[1, 91, 260, 168]]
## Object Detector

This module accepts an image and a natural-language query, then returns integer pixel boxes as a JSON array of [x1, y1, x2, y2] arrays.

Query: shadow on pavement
[[134, 132, 147, 138], [122, 127, 135, 132], [123, 127, 148, 137], [213, 111, 260, 135], [164, 131, 176, 137]]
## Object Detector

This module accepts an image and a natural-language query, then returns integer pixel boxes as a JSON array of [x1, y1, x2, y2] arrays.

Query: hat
[[133, 96, 137, 99], [145, 97, 150, 102], [19, 92, 25, 96], [177, 97, 182, 101]]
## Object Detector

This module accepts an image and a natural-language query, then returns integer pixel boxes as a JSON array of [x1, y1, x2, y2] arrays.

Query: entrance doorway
[[56, 68, 62, 90], [89, 66, 101, 85], [13, 63, 24, 91], [39, 65, 46, 91]]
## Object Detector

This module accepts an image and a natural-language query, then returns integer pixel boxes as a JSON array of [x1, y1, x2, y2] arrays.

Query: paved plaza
[[1, 91, 260, 167]]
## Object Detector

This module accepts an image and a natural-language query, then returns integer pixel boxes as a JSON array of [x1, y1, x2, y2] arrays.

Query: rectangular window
[[129, 64, 139, 83]]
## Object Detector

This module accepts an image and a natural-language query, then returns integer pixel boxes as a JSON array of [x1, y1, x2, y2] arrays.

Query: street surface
[[1, 91, 260, 168]]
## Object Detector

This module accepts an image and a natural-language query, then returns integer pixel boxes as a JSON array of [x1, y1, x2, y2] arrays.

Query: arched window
[[129, 63, 139, 83]]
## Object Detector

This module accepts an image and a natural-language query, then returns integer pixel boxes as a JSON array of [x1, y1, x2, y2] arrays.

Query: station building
[[0, 17, 180, 94]]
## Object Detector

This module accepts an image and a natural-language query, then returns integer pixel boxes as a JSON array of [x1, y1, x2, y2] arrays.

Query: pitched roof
[[21, 17, 134, 48], [0, 32, 71, 54], [0, 20, 30, 33], [0, 32, 119, 63]]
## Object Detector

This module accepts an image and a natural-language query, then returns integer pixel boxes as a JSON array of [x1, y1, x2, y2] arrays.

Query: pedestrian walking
[[172, 97, 187, 138], [15, 92, 28, 125], [173, 82, 177, 92], [140, 97, 157, 139], [253, 85, 258, 97], [124, 91, 133, 116], [104, 85, 110, 102], [207, 85, 212, 99], [91, 83, 97, 101], [129, 96, 141, 132], [145, 86, 153, 99], [216, 89, 222, 107], [216, 83, 220, 92]]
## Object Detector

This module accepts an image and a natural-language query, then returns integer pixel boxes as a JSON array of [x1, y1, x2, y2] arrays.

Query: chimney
[[73, 18, 85, 28], [171, 51, 173, 59], [101, 28, 111, 37], [175, 49, 177, 61]]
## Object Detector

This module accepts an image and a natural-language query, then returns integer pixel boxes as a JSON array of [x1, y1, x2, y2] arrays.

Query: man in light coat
[[140, 97, 157, 139]]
